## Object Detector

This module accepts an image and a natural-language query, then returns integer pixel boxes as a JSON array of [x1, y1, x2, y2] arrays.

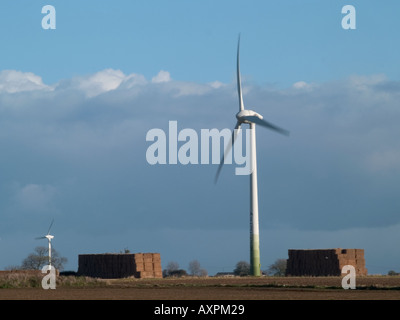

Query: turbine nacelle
[[236, 109, 263, 124], [46, 235, 54, 241]]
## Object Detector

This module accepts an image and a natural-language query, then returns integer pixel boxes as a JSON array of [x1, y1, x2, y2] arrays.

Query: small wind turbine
[[36, 219, 55, 268], [215, 35, 289, 276]]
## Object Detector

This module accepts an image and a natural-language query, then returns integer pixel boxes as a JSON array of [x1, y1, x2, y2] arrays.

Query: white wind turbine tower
[[36, 219, 55, 268], [216, 35, 289, 276]]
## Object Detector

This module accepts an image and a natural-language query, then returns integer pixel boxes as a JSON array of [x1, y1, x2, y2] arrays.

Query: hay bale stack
[[286, 248, 367, 276], [78, 253, 162, 279]]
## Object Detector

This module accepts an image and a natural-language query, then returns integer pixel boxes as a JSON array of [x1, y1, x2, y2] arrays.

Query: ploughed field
[[1, 276, 400, 300]]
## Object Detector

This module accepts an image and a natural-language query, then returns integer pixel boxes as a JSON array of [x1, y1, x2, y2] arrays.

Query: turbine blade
[[35, 236, 46, 240], [237, 34, 244, 112], [243, 116, 290, 136], [47, 219, 54, 235], [215, 121, 241, 183]]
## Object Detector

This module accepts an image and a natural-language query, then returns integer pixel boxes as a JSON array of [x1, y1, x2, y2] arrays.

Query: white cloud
[[208, 81, 225, 89], [71, 69, 150, 97], [77, 69, 126, 98], [0, 70, 51, 93], [292, 81, 308, 89], [121, 73, 147, 88], [348, 74, 387, 91], [170, 81, 216, 97], [151, 70, 171, 83], [292, 81, 317, 91]]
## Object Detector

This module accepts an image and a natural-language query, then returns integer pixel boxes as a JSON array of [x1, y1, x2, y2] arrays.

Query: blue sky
[[0, 1, 400, 276], [2, 1, 399, 86]]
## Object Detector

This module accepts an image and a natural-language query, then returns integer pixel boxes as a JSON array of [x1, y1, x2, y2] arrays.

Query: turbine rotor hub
[[236, 109, 263, 124]]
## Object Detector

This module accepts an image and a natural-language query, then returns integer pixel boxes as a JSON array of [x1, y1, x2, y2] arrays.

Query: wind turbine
[[36, 219, 55, 268], [215, 35, 289, 276]]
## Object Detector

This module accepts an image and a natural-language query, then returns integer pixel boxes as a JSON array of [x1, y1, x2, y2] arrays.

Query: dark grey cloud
[[0, 69, 399, 272]]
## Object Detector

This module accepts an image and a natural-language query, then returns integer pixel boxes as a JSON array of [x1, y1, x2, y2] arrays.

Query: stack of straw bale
[[78, 253, 162, 279], [285, 248, 367, 276]]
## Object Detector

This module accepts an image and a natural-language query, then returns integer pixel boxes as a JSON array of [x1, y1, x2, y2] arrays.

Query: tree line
[[163, 258, 288, 277], [7, 246, 289, 277]]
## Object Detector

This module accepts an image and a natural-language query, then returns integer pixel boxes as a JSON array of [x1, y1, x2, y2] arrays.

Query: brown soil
[[1, 276, 400, 300]]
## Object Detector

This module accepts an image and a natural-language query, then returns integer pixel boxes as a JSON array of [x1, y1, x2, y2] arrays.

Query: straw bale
[[152, 253, 161, 261], [135, 264, 144, 272], [144, 262, 153, 271], [153, 266, 162, 272], [134, 254, 143, 259]]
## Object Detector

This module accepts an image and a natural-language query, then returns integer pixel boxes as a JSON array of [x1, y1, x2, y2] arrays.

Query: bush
[[166, 269, 188, 278], [0, 272, 42, 288], [234, 261, 250, 276], [266, 259, 287, 276], [0, 271, 103, 288], [57, 275, 104, 287]]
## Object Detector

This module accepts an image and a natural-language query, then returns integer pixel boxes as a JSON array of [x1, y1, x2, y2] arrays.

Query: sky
[[0, 0, 400, 276]]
